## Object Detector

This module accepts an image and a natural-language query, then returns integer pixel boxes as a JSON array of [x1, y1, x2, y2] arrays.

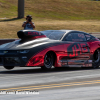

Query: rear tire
[[41, 52, 54, 70], [92, 49, 100, 69], [4, 66, 14, 70]]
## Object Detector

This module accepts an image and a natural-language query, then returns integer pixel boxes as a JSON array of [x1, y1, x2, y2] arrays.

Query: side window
[[85, 34, 99, 41], [65, 32, 86, 42], [85, 34, 91, 41], [65, 34, 73, 41]]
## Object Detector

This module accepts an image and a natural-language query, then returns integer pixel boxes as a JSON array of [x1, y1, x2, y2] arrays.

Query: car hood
[[0, 38, 60, 50]]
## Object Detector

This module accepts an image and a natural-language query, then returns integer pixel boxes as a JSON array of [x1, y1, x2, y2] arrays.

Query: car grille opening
[[0, 58, 3, 63], [4, 57, 20, 64]]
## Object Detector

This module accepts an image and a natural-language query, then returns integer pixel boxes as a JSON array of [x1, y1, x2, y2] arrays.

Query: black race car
[[0, 30, 100, 70]]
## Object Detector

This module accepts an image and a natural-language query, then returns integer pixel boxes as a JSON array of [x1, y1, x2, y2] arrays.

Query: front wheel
[[4, 66, 14, 70], [92, 49, 100, 68], [41, 52, 54, 70]]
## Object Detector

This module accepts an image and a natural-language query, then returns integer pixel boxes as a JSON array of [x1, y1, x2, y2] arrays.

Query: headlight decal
[[17, 50, 29, 54]]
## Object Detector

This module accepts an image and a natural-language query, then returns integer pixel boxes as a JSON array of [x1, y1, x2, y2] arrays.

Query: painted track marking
[[0, 80, 100, 91]]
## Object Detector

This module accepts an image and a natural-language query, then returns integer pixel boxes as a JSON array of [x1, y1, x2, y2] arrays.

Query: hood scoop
[[17, 30, 46, 40]]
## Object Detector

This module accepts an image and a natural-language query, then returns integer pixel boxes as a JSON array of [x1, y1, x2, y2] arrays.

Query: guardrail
[[0, 32, 100, 45], [0, 39, 17, 45], [90, 32, 100, 40]]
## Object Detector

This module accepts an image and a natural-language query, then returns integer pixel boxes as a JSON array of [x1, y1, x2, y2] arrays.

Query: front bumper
[[0, 55, 28, 66]]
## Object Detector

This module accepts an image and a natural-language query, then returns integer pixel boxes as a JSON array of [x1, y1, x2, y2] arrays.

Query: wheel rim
[[44, 53, 53, 68]]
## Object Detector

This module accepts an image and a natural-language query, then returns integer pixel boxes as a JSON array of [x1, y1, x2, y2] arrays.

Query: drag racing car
[[0, 29, 100, 70]]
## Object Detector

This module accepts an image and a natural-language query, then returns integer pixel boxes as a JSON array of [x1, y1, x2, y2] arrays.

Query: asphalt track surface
[[0, 66, 100, 100]]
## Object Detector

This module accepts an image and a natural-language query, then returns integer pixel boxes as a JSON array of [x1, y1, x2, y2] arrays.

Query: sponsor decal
[[28, 32, 41, 36], [78, 34, 85, 38], [67, 43, 90, 58]]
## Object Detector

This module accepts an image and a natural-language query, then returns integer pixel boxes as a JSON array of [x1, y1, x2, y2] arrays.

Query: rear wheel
[[4, 66, 14, 70], [41, 52, 54, 70], [92, 49, 100, 68]]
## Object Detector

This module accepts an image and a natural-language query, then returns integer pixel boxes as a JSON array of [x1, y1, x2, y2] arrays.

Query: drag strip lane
[[0, 67, 100, 89], [0, 67, 100, 99]]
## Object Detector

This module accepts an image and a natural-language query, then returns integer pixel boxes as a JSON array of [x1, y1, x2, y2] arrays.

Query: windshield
[[41, 31, 65, 40]]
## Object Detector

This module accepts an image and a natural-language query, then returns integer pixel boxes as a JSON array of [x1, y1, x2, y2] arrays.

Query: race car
[[0, 29, 100, 70]]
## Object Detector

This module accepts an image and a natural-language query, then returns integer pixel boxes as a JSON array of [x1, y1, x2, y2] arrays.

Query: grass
[[0, 19, 100, 39], [0, 0, 100, 20], [25, 0, 100, 20], [0, 0, 100, 38]]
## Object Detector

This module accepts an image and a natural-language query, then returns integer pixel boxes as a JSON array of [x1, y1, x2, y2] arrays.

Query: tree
[[18, 0, 24, 18]]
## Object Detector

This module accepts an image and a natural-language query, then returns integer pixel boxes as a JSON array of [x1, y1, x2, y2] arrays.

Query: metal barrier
[[0, 39, 17, 45], [0, 32, 100, 45], [90, 32, 100, 39]]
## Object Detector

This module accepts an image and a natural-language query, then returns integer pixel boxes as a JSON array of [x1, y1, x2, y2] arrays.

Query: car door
[[63, 32, 90, 66]]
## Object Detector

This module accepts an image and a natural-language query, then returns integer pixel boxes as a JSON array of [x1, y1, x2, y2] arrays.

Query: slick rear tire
[[41, 52, 54, 70], [92, 49, 100, 69], [4, 66, 14, 70]]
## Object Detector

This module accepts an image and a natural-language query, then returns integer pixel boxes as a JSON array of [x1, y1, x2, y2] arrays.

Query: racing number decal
[[67, 43, 89, 58]]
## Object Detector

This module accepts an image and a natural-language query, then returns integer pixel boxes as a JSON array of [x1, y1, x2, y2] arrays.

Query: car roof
[[41, 30, 72, 33], [41, 30, 90, 40], [41, 30, 87, 34]]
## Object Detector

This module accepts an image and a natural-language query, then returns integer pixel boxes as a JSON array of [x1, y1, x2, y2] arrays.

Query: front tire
[[41, 52, 54, 70], [92, 49, 100, 68], [4, 66, 14, 70]]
